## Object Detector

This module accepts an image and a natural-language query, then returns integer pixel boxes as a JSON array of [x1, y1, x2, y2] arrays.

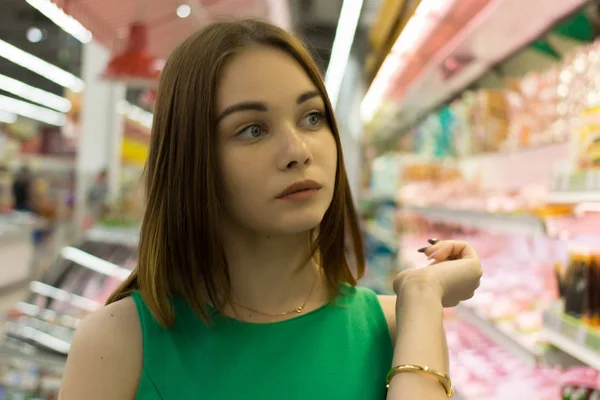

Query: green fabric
[[553, 12, 594, 42], [530, 40, 562, 60], [530, 11, 593, 59], [131, 285, 393, 400]]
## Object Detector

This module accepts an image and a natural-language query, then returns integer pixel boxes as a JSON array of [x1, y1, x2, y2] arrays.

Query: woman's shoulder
[[59, 297, 142, 399]]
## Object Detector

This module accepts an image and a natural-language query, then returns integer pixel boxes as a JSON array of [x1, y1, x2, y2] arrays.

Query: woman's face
[[216, 45, 337, 236]]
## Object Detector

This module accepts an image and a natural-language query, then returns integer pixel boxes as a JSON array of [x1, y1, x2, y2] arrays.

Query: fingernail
[[427, 250, 439, 260], [417, 246, 429, 253], [428, 238, 439, 245]]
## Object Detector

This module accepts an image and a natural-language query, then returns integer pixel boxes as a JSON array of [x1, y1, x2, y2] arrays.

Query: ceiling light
[[61, 246, 131, 280], [0, 39, 84, 92], [325, 0, 364, 109], [25, 0, 92, 43], [0, 94, 66, 126], [26, 27, 43, 43], [0, 73, 71, 112], [177, 4, 191, 18], [0, 110, 17, 124]]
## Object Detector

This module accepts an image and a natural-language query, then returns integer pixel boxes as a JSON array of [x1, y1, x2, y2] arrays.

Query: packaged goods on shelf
[[472, 90, 510, 154], [505, 69, 561, 149], [446, 315, 600, 400]]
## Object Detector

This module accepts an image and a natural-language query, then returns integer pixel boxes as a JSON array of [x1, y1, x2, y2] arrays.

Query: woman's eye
[[300, 111, 325, 129], [237, 123, 266, 139]]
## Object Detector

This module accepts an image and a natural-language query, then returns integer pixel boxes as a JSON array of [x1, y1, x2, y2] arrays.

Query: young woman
[[58, 20, 482, 400]]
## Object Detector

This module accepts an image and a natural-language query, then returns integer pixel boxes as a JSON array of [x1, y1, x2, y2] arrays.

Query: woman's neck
[[221, 227, 329, 321]]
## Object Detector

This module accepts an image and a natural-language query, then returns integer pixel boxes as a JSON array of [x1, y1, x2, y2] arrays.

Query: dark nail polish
[[428, 238, 439, 245], [418, 247, 429, 253]]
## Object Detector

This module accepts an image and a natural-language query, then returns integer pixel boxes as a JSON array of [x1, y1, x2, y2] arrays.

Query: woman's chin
[[266, 212, 324, 235]]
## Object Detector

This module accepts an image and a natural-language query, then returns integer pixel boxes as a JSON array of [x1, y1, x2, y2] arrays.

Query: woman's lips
[[276, 180, 322, 200]]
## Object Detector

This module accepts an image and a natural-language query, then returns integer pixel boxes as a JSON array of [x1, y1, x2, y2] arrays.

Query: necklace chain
[[233, 272, 319, 317]]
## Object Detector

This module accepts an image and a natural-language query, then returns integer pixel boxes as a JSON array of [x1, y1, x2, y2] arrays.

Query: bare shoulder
[[377, 295, 397, 345], [59, 297, 142, 400]]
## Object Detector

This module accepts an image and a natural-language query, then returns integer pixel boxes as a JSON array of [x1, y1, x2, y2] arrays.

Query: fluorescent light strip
[[117, 100, 153, 129], [25, 0, 92, 44], [0, 94, 66, 126], [61, 246, 132, 280], [361, 0, 455, 123], [0, 39, 84, 92], [0, 109, 17, 124], [361, 57, 405, 122], [0, 73, 71, 112], [30, 281, 101, 312], [325, 0, 364, 109]]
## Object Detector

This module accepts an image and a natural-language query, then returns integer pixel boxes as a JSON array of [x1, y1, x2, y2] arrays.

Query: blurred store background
[[1, 0, 600, 399]]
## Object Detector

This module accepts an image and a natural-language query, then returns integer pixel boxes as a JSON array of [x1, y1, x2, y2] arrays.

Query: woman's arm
[[379, 240, 482, 399], [58, 298, 142, 400], [378, 295, 449, 373], [379, 287, 449, 400], [387, 285, 448, 399]]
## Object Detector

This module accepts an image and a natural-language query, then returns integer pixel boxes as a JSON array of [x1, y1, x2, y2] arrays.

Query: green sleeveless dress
[[131, 284, 393, 400]]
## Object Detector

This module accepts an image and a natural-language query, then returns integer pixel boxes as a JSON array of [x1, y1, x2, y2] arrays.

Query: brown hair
[[106, 19, 365, 326]]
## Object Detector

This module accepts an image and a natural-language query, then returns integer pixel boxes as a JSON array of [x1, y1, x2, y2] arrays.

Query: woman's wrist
[[395, 289, 443, 331], [394, 269, 443, 304], [395, 275, 443, 313], [394, 275, 445, 341]]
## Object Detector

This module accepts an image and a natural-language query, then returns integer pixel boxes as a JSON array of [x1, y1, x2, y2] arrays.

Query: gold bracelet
[[386, 364, 454, 398]]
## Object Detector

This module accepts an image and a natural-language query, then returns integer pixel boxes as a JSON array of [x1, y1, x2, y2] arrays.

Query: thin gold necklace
[[233, 273, 319, 317]]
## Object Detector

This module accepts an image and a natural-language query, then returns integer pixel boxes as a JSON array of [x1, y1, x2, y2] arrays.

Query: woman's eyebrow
[[217, 102, 267, 123], [296, 90, 320, 104], [216, 90, 322, 123]]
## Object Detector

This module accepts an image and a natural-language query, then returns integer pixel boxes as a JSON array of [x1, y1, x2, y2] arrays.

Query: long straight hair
[[106, 19, 365, 326]]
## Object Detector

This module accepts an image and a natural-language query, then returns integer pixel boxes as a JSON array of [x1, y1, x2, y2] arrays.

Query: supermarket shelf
[[0, 340, 66, 372], [541, 328, 600, 371], [404, 206, 546, 236], [456, 306, 543, 365], [547, 191, 600, 204], [86, 225, 139, 247], [364, 222, 398, 251]]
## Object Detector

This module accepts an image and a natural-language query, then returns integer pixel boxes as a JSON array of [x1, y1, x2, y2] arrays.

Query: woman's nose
[[276, 124, 312, 171]]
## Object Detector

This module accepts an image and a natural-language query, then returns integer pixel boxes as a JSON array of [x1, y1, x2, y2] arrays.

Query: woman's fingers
[[421, 240, 478, 262]]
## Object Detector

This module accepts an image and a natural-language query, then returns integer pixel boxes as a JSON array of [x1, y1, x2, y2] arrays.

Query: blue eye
[[300, 111, 325, 129], [237, 123, 266, 140]]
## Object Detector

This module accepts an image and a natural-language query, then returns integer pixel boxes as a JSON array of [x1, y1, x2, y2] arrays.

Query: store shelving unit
[[364, 221, 398, 251], [85, 225, 140, 247], [542, 309, 600, 371], [455, 305, 543, 365], [542, 328, 600, 371], [0, 213, 46, 292], [0, 225, 139, 383], [404, 206, 546, 236], [547, 191, 600, 204]]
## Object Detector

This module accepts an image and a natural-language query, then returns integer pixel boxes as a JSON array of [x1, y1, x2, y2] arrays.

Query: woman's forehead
[[216, 46, 319, 109]]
